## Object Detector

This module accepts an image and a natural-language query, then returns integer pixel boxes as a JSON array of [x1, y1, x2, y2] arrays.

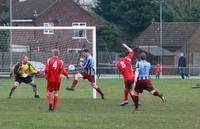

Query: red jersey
[[155, 64, 161, 73], [116, 51, 134, 80], [45, 57, 68, 82]]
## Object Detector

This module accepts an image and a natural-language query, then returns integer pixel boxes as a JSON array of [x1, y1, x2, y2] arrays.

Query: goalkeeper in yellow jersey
[[9, 55, 40, 98]]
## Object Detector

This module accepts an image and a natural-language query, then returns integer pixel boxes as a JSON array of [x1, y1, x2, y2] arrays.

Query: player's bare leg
[[66, 73, 81, 91], [126, 80, 139, 109], [150, 89, 166, 103], [8, 81, 19, 98], [30, 81, 40, 98], [129, 90, 139, 110], [53, 91, 59, 111], [47, 91, 53, 112], [91, 82, 104, 99]]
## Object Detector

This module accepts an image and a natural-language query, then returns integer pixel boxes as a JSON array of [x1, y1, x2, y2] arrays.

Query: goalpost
[[0, 26, 97, 98]]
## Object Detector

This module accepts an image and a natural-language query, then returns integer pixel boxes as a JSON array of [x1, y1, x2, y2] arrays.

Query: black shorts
[[15, 76, 33, 84]]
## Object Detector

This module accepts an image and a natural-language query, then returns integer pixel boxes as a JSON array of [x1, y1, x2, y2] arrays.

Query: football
[[68, 64, 75, 71]]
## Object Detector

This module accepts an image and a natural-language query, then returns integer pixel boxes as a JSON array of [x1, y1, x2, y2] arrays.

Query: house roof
[[12, 0, 95, 25], [138, 46, 174, 56], [12, 0, 57, 19], [133, 22, 200, 47]]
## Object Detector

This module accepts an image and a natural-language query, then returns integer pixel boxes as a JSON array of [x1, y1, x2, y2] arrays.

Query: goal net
[[0, 26, 97, 98]]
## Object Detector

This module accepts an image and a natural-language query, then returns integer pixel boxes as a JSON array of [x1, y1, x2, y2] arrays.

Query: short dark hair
[[83, 48, 89, 53], [140, 52, 146, 60], [119, 51, 129, 58]]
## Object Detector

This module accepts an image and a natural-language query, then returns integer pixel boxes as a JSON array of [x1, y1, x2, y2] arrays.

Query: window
[[72, 22, 86, 39], [43, 23, 54, 34]]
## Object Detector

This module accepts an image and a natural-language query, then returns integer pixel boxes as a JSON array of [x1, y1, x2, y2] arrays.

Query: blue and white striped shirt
[[80, 55, 95, 76], [135, 60, 151, 80]]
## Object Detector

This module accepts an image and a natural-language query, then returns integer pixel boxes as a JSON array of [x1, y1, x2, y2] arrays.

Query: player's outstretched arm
[[45, 58, 50, 74], [61, 61, 69, 80], [122, 43, 134, 59], [133, 70, 139, 88], [122, 43, 132, 52], [134, 63, 139, 88], [62, 68, 69, 80]]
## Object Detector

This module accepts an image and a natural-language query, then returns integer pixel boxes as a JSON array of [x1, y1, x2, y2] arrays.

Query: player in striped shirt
[[132, 52, 166, 110], [66, 49, 104, 99]]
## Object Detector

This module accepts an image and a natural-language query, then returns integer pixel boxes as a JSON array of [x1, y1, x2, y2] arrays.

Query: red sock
[[47, 94, 52, 104], [124, 88, 129, 101], [72, 80, 78, 87], [134, 96, 139, 105], [53, 96, 58, 111], [131, 95, 139, 105]]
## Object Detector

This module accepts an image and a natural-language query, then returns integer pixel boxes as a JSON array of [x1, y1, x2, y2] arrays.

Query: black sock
[[32, 84, 39, 96], [96, 87, 104, 97], [9, 86, 17, 97]]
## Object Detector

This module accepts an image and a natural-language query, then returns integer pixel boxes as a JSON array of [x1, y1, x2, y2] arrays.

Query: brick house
[[133, 22, 200, 75], [11, 0, 95, 64]]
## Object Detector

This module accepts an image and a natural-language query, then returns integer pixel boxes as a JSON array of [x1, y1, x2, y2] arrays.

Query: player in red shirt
[[154, 63, 161, 79], [45, 49, 69, 112], [116, 43, 136, 107]]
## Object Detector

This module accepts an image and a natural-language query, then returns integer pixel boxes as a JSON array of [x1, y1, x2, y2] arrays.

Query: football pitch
[[0, 78, 200, 129]]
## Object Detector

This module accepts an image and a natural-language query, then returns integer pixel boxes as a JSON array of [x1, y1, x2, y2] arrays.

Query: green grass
[[0, 78, 200, 129]]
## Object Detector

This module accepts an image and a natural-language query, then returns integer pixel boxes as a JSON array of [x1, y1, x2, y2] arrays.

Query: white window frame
[[43, 23, 54, 35], [19, 0, 27, 2], [67, 48, 82, 53], [72, 22, 86, 39]]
